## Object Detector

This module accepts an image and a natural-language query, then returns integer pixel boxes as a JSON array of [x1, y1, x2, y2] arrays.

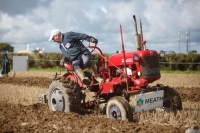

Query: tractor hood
[[108, 50, 159, 67]]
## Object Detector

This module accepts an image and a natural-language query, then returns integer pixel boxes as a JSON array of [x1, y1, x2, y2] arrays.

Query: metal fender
[[134, 78, 148, 87]]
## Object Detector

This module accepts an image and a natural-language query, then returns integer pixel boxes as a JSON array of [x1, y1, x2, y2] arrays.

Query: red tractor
[[39, 15, 182, 121]]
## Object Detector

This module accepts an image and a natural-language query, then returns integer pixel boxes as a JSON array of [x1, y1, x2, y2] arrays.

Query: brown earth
[[0, 74, 200, 133], [0, 76, 199, 102], [0, 102, 188, 133]]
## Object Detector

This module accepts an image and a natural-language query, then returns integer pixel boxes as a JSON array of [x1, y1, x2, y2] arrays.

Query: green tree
[[189, 50, 197, 54], [0, 43, 14, 52]]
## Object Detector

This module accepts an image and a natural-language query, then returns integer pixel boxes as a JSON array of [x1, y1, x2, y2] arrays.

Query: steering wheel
[[81, 38, 97, 54]]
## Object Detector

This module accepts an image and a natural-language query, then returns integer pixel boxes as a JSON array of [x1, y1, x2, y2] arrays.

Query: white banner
[[134, 90, 164, 113]]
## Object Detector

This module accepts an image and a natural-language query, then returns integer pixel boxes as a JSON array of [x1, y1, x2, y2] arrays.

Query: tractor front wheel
[[106, 96, 133, 121]]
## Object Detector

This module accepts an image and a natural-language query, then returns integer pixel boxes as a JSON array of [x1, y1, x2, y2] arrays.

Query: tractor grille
[[140, 55, 160, 78]]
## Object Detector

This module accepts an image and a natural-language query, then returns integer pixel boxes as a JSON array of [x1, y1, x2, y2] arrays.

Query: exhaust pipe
[[133, 15, 142, 51], [139, 16, 146, 50]]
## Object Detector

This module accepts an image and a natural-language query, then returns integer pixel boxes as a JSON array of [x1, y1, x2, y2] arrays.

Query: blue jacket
[[60, 32, 92, 61], [1, 52, 10, 74]]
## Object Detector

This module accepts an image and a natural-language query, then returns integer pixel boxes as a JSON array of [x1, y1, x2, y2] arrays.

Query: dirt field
[[0, 72, 200, 133]]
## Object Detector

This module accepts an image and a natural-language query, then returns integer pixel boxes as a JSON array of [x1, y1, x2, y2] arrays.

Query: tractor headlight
[[159, 50, 165, 58], [133, 54, 139, 61], [137, 71, 141, 76]]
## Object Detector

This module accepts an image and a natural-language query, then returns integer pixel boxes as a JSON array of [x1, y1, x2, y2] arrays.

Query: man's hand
[[60, 58, 71, 66], [64, 57, 71, 64], [60, 58, 64, 66], [92, 38, 98, 44]]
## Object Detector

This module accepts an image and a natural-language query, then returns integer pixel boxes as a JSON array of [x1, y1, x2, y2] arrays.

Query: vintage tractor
[[38, 15, 182, 121]]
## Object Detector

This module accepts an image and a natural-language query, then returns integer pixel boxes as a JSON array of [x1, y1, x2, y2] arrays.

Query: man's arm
[[67, 31, 89, 40], [67, 31, 97, 43]]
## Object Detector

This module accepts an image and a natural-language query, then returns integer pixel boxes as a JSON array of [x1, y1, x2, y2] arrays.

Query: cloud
[[0, 0, 200, 54], [100, 6, 107, 14], [0, 0, 50, 16]]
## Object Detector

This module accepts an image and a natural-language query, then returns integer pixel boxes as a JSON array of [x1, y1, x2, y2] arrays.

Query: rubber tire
[[160, 87, 182, 112], [106, 96, 132, 121], [115, 96, 133, 121], [47, 80, 82, 113]]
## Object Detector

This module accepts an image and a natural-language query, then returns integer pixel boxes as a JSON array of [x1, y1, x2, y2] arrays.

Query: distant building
[[164, 51, 176, 55], [18, 50, 30, 54]]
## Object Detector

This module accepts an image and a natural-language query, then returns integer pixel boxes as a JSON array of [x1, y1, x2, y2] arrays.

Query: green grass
[[160, 66, 200, 74], [5, 66, 200, 74], [160, 69, 200, 74], [6, 67, 66, 73], [28, 67, 66, 72], [28, 67, 200, 74]]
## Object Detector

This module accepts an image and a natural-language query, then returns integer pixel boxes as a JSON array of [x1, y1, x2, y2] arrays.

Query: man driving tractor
[[48, 29, 103, 85]]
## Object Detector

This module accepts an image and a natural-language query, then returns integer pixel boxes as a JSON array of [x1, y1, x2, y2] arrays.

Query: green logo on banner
[[137, 98, 144, 106]]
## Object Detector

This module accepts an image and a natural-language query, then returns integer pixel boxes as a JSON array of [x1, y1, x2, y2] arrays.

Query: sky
[[0, 0, 200, 54]]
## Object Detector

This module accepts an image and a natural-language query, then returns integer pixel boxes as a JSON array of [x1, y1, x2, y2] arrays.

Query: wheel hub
[[164, 100, 171, 108], [110, 106, 122, 120], [163, 96, 173, 111], [51, 88, 64, 111]]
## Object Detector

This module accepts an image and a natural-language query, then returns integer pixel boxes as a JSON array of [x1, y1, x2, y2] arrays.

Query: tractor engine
[[107, 15, 163, 91], [109, 49, 161, 88]]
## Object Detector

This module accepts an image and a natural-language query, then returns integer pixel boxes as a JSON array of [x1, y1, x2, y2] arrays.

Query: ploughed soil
[[0, 76, 200, 133], [0, 76, 200, 102], [0, 102, 188, 133]]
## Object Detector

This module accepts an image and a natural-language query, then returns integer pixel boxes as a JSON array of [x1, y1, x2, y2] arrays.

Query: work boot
[[88, 65, 103, 83], [75, 68, 91, 85]]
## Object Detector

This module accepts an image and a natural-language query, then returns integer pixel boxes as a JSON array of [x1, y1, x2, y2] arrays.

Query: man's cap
[[48, 29, 61, 41]]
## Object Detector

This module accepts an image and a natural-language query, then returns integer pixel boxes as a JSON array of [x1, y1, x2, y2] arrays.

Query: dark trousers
[[72, 54, 91, 70]]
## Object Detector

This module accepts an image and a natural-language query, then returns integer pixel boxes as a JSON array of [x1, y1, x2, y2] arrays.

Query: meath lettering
[[145, 96, 163, 104]]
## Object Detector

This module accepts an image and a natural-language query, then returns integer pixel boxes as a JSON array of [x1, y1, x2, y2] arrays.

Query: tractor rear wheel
[[47, 80, 82, 113], [106, 96, 133, 121], [159, 87, 182, 112]]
